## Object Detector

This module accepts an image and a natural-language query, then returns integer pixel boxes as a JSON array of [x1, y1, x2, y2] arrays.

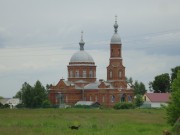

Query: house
[[143, 93, 171, 108], [0, 98, 21, 109]]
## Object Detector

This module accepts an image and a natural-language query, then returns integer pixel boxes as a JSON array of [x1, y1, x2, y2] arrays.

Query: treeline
[[149, 66, 180, 93], [14, 80, 52, 108]]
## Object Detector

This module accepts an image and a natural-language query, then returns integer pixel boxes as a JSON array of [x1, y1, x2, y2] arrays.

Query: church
[[48, 18, 134, 107]]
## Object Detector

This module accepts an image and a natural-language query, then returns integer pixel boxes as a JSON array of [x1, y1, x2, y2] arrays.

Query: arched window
[[83, 70, 86, 78], [70, 70, 73, 77], [120, 94, 126, 102], [110, 70, 112, 79], [111, 49, 113, 57], [90, 95, 92, 101], [89, 70, 93, 78], [118, 70, 122, 78], [66, 95, 68, 103], [75, 70, 79, 77], [111, 95, 115, 102], [102, 95, 105, 103], [128, 95, 132, 102], [118, 49, 120, 56]]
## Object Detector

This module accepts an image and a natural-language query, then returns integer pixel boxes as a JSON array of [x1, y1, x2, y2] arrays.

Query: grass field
[[0, 108, 171, 135]]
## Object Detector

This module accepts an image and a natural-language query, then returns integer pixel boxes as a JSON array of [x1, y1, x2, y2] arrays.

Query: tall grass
[[0, 108, 170, 135]]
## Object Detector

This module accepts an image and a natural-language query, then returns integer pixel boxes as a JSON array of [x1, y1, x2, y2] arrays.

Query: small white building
[[0, 98, 21, 108], [75, 101, 100, 107], [143, 93, 171, 108]]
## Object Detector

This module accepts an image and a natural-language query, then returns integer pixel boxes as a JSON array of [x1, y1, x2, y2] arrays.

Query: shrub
[[42, 100, 51, 108], [113, 102, 135, 109], [134, 94, 144, 107], [74, 105, 91, 109], [0, 102, 3, 108], [172, 117, 180, 135], [16, 103, 25, 108]]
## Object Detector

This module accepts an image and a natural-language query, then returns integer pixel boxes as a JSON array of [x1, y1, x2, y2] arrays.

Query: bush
[[42, 100, 51, 108], [16, 103, 25, 108], [134, 94, 144, 107], [74, 105, 91, 109], [113, 102, 135, 109], [172, 117, 180, 135], [3, 104, 10, 108], [0, 102, 3, 108]]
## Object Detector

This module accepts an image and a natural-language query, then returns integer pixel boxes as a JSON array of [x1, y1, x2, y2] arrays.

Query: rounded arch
[[118, 70, 122, 79], [120, 93, 126, 102], [109, 70, 113, 79]]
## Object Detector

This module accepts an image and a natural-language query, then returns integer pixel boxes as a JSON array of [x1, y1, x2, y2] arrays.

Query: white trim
[[110, 57, 122, 59]]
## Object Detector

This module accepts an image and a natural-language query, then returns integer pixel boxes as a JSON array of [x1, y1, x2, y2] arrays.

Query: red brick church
[[48, 18, 134, 107]]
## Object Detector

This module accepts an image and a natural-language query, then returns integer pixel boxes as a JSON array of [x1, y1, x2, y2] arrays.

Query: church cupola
[[68, 31, 96, 84], [110, 15, 121, 45]]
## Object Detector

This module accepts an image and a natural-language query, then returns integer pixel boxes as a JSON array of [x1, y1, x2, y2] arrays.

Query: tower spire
[[79, 30, 85, 50], [114, 15, 118, 33]]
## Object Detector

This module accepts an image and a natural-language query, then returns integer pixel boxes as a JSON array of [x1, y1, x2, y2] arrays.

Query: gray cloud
[[0, 0, 180, 97]]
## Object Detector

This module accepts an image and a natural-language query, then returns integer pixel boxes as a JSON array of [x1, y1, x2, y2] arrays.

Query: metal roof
[[84, 81, 114, 90], [75, 101, 95, 106], [70, 50, 94, 63], [111, 33, 121, 44], [110, 16, 121, 44], [145, 93, 171, 102]]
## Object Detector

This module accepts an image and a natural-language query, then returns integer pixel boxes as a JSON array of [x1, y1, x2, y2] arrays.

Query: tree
[[171, 66, 180, 83], [21, 82, 33, 107], [134, 81, 147, 95], [14, 91, 22, 99], [46, 84, 52, 90], [32, 80, 48, 108], [166, 70, 180, 125], [134, 94, 144, 107], [152, 73, 170, 93], [0, 102, 3, 108], [127, 77, 133, 86], [15, 81, 49, 108], [126, 77, 146, 95], [148, 81, 153, 92]]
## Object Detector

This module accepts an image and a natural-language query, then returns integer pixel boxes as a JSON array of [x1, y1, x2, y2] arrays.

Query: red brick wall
[[49, 87, 134, 107]]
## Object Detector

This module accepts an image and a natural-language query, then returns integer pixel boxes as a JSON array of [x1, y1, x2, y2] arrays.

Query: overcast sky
[[0, 0, 180, 97]]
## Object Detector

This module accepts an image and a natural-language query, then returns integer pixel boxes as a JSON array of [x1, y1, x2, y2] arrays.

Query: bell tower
[[107, 16, 127, 88]]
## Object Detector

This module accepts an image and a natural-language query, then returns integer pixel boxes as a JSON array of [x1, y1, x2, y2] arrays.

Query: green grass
[[0, 108, 171, 135]]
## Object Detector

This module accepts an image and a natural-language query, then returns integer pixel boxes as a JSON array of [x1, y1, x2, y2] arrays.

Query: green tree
[[46, 84, 52, 90], [0, 102, 3, 108], [21, 82, 33, 107], [15, 81, 49, 108], [148, 81, 153, 92], [152, 73, 170, 93], [166, 70, 180, 125], [134, 81, 147, 95], [127, 77, 133, 86], [134, 94, 144, 107], [126, 77, 146, 95], [32, 80, 48, 108], [14, 91, 22, 99], [171, 66, 180, 83]]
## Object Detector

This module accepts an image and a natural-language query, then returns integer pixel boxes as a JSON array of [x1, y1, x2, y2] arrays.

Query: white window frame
[[83, 70, 86, 78], [75, 70, 79, 77]]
